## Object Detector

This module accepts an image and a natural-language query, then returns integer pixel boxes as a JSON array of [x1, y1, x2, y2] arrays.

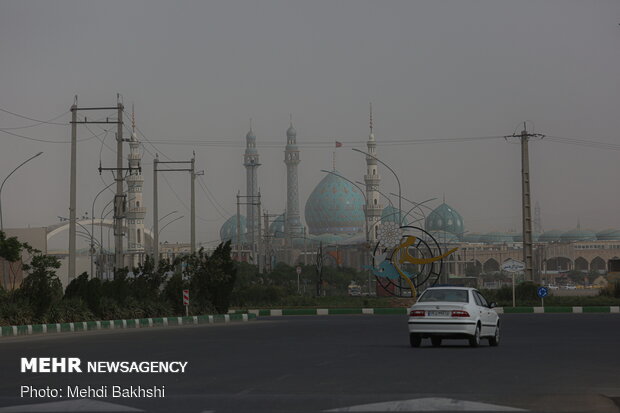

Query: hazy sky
[[1, 0, 619, 248]]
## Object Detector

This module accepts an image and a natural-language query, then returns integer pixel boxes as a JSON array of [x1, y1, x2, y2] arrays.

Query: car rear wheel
[[489, 323, 500, 347], [409, 333, 422, 348], [431, 337, 442, 347], [469, 324, 481, 347]]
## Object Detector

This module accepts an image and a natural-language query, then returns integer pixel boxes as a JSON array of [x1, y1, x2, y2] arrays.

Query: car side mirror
[[489, 302, 497, 308]]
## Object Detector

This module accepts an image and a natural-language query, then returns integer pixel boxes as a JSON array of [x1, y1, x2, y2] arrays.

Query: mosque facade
[[219, 116, 620, 290]]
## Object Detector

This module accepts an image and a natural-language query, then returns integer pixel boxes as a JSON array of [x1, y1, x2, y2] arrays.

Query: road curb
[[229, 306, 620, 316], [0, 313, 256, 338]]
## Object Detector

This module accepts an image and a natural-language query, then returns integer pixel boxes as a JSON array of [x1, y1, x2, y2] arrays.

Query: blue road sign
[[537, 286, 548, 298]]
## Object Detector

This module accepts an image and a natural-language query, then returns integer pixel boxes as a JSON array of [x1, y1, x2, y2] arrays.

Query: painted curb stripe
[[0, 312, 256, 337]]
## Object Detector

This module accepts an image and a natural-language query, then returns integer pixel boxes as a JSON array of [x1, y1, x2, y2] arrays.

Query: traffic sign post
[[501, 259, 526, 308], [537, 286, 548, 307], [296, 266, 302, 294], [183, 289, 189, 317]]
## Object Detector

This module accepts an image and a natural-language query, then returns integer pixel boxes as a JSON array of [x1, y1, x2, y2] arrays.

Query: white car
[[408, 287, 500, 348]]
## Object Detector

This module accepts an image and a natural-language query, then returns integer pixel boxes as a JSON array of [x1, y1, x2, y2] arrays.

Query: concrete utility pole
[[190, 153, 204, 254], [152, 157, 196, 265], [115, 99, 124, 270], [72, 96, 122, 280], [69, 99, 77, 281], [153, 155, 159, 263], [506, 123, 544, 282]]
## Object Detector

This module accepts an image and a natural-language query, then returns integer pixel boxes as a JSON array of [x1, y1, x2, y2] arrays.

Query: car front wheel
[[489, 323, 500, 347], [410, 333, 421, 348], [469, 324, 481, 347]]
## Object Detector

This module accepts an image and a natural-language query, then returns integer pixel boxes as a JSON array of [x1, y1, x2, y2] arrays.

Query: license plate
[[427, 311, 450, 317]]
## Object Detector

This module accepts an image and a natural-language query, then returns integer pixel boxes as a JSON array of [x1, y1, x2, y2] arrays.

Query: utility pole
[[153, 154, 159, 263], [115, 98, 124, 270], [191, 153, 204, 254], [152, 157, 196, 264], [69, 98, 77, 281], [71, 95, 122, 280], [505, 123, 544, 282]]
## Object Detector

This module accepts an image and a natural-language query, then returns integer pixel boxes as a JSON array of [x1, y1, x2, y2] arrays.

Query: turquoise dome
[[512, 232, 541, 242], [539, 230, 563, 243], [425, 203, 464, 238], [561, 227, 596, 242], [269, 213, 286, 238], [462, 232, 482, 243], [596, 228, 620, 241], [479, 232, 514, 244], [428, 230, 460, 244], [220, 215, 246, 243], [304, 172, 365, 235], [381, 205, 409, 225]]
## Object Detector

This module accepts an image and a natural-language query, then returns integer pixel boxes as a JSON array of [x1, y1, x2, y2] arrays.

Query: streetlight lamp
[[91, 182, 115, 279], [351, 148, 402, 225], [0, 151, 43, 231]]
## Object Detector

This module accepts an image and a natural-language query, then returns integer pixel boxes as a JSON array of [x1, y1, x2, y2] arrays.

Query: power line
[[0, 126, 107, 144], [0, 110, 69, 130], [0, 107, 68, 126]]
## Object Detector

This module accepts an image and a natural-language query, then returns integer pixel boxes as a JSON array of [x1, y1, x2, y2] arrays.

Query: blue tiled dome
[[561, 227, 596, 242], [479, 232, 514, 244], [220, 215, 246, 243], [269, 213, 286, 238], [304, 172, 365, 235], [539, 230, 563, 243], [425, 203, 464, 238], [596, 228, 620, 241], [381, 205, 409, 226]]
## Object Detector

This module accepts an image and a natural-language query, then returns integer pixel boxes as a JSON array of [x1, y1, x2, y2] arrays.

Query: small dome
[[425, 202, 464, 238], [462, 233, 482, 243], [246, 128, 256, 140], [479, 232, 514, 244], [427, 230, 460, 244], [381, 205, 409, 226], [220, 215, 246, 243], [269, 213, 286, 238], [512, 232, 541, 242], [561, 227, 596, 242], [286, 123, 297, 139], [304, 172, 365, 235], [539, 230, 563, 243], [597, 228, 620, 241]]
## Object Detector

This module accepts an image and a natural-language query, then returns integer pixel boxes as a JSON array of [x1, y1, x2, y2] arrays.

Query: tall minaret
[[364, 104, 382, 243], [244, 120, 260, 250], [284, 116, 302, 242], [126, 105, 146, 267]]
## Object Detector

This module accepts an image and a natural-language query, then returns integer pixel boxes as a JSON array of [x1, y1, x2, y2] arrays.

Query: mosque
[[218, 111, 620, 291]]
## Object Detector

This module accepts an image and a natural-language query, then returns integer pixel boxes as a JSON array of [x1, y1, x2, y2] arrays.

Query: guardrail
[[0, 313, 256, 337]]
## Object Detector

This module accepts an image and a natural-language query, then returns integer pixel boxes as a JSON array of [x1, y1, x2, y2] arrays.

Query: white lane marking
[[0, 398, 143, 412], [324, 397, 527, 412]]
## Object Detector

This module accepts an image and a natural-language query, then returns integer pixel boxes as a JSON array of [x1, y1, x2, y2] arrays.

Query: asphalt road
[[0, 314, 619, 413]]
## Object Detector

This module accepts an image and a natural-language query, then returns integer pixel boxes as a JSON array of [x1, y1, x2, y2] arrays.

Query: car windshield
[[418, 289, 469, 303]]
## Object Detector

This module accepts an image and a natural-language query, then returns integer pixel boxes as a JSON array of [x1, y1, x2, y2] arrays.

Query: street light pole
[[91, 181, 114, 279], [0, 151, 43, 232]]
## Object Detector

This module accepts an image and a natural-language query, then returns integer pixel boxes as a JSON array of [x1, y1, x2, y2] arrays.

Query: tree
[[19, 254, 62, 320]]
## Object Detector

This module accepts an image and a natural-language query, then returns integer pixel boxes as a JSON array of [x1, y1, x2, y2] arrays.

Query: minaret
[[126, 105, 146, 267], [284, 115, 302, 243], [244, 120, 260, 250], [364, 104, 382, 243]]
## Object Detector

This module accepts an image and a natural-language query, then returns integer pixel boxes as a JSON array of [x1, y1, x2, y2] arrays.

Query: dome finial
[[369, 102, 373, 134], [249, 117, 253, 133], [290, 113, 293, 128]]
